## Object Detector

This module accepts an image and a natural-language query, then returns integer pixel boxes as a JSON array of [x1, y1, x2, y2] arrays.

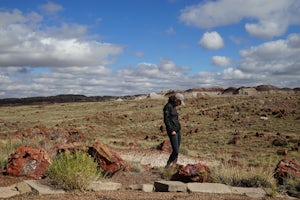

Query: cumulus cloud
[[211, 56, 231, 67], [0, 2, 299, 98], [0, 10, 123, 68], [199, 31, 224, 50], [179, 0, 300, 38], [238, 33, 300, 75]]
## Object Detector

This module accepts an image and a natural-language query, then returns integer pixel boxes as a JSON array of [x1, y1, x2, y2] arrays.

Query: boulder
[[156, 140, 172, 153], [272, 138, 288, 146], [88, 141, 125, 176], [274, 158, 300, 184], [5, 146, 50, 179], [171, 163, 211, 183]]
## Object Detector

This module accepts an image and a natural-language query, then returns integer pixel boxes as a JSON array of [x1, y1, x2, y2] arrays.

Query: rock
[[274, 158, 300, 185], [127, 184, 143, 190], [15, 182, 32, 194], [142, 184, 154, 192], [159, 125, 165, 133], [154, 181, 187, 192], [276, 149, 288, 155], [24, 180, 65, 195], [5, 146, 51, 179], [88, 181, 122, 191], [171, 163, 210, 183], [88, 140, 125, 176], [272, 138, 288, 146], [227, 136, 240, 145], [156, 140, 172, 153], [187, 183, 231, 194], [0, 184, 20, 198], [231, 186, 266, 198]]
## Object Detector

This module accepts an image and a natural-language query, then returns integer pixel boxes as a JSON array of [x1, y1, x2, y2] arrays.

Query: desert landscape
[[0, 85, 299, 199]]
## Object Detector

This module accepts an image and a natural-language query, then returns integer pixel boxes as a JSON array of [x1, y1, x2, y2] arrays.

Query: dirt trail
[[118, 149, 217, 167]]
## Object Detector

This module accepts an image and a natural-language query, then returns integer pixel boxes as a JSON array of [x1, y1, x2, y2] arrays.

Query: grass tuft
[[211, 161, 277, 190], [46, 151, 100, 190]]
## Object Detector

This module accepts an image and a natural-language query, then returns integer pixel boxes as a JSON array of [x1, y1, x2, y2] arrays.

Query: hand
[[171, 131, 176, 135]]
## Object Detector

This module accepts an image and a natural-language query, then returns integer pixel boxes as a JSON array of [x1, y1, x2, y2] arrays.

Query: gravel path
[[118, 149, 216, 167]]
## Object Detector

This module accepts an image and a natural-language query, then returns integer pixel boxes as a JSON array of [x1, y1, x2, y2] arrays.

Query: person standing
[[163, 93, 185, 168]]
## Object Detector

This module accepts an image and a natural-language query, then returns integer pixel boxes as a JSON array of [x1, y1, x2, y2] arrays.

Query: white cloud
[[199, 31, 224, 50], [211, 56, 231, 67], [39, 1, 63, 15], [238, 33, 300, 75], [0, 2, 299, 98], [179, 0, 300, 38], [245, 21, 286, 39], [0, 10, 123, 68]]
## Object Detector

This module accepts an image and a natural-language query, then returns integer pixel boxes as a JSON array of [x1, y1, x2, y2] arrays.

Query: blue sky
[[0, 0, 299, 98]]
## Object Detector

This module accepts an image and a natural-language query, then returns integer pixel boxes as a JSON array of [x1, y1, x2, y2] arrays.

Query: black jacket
[[163, 102, 181, 134]]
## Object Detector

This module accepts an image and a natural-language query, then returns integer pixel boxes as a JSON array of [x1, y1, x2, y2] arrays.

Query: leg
[[166, 133, 179, 167]]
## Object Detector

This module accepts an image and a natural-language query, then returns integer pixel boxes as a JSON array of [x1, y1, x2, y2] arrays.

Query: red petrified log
[[5, 146, 51, 179], [88, 141, 125, 176]]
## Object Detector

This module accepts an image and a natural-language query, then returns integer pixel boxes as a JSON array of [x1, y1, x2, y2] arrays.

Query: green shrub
[[47, 151, 100, 190]]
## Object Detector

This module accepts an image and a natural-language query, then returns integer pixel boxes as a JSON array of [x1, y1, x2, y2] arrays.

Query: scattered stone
[[272, 138, 288, 146], [274, 158, 300, 184], [127, 184, 142, 190], [255, 132, 264, 137], [15, 181, 32, 194], [187, 183, 231, 194], [156, 140, 172, 153], [154, 181, 187, 192], [24, 180, 65, 195], [142, 184, 154, 192], [227, 136, 240, 145], [171, 163, 210, 183], [88, 140, 126, 176], [260, 116, 268, 120], [159, 125, 164, 133], [88, 181, 122, 191], [231, 186, 266, 198], [277, 149, 288, 156], [5, 146, 51, 179], [0, 184, 20, 198]]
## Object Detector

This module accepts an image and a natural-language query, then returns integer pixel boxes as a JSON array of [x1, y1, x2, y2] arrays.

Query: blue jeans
[[166, 131, 181, 166]]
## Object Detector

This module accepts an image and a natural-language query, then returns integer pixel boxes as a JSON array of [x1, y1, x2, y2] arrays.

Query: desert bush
[[211, 162, 277, 189], [126, 161, 142, 173], [0, 139, 23, 170], [47, 151, 100, 190], [159, 166, 178, 180]]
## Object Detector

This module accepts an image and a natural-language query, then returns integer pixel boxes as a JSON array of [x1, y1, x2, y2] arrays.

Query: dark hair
[[168, 95, 180, 105]]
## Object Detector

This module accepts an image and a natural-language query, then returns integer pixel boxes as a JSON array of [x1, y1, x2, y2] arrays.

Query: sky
[[0, 0, 299, 98]]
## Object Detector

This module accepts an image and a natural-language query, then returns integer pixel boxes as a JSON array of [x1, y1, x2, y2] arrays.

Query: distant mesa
[[0, 85, 299, 106]]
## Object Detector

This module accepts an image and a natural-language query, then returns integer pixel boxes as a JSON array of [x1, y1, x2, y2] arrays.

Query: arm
[[163, 104, 176, 135]]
